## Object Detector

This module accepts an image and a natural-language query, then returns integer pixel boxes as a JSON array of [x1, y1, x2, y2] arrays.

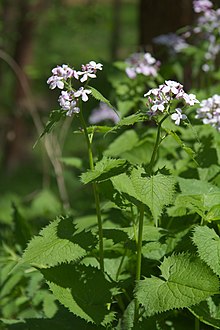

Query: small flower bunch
[[47, 61, 103, 116], [193, 0, 213, 13], [125, 52, 160, 79], [196, 94, 220, 131], [192, 0, 220, 72], [153, 33, 189, 55], [89, 102, 119, 125], [144, 80, 199, 125]]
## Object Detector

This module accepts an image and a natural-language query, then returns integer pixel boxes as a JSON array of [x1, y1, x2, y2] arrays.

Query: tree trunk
[[110, 0, 122, 60], [139, 0, 194, 49], [2, 0, 47, 172]]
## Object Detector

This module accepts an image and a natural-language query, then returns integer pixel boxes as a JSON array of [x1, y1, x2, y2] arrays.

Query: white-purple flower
[[153, 33, 189, 55], [151, 102, 165, 113], [47, 64, 79, 90], [171, 108, 187, 125], [144, 80, 199, 124], [89, 102, 119, 124], [77, 61, 103, 82], [196, 94, 220, 131], [78, 71, 96, 83], [74, 87, 92, 102], [88, 61, 103, 71], [52, 64, 75, 80], [162, 80, 183, 95], [47, 76, 64, 90], [193, 0, 213, 13], [125, 52, 160, 79], [58, 91, 80, 116], [182, 93, 200, 106], [47, 61, 103, 117]]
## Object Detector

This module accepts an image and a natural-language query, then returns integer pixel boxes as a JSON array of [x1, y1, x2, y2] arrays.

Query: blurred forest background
[[0, 0, 200, 219]]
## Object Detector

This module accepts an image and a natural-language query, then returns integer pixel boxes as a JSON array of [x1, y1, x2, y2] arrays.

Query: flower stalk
[[79, 109, 104, 272], [148, 113, 169, 174]]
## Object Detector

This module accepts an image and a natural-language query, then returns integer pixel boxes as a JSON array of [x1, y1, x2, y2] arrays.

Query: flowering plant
[[11, 52, 220, 330]]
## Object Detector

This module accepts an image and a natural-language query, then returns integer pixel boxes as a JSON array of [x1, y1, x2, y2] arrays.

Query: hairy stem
[[79, 109, 104, 272], [134, 204, 145, 323], [148, 113, 169, 174]]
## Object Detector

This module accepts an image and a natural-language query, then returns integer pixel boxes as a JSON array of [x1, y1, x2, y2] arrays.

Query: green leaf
[[135, 253, 219, 316], [172, 180, 220, 218], [178, 177, 220, 195], [111, 168, 176, 222], [20, 216, 96, 268], [59, 157, 82, 169], [116, 100, 136, 117], [189, 297, 220, 329], [86, 125, 114, 134], [88, 86, 116, 111], [29, 190, 62, 219], [104, 130, 139, 157], [34, 110, 65, 147], [142, 241, 167, 260], [0, 270, 23, 299], [116, 300, 158, 330], [112, 113, 147, 130], [3, 309, 105, 329], [204, 192, 220, 208], [12, 204, 31, 249], [41, 264, 115, 325], [168, 194, 205, 218], [0, 194, 21, 225], [164, 129, 198, 164], [43, 293, 58, 318], [198, 165, 220, 181], [192, 226, 220, 276], [206, 205, 220, 222], [81, 157, 128, 184]]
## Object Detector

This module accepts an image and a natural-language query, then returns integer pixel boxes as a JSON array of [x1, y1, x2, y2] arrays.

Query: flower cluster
[[125, 52, 160, 79], [153, 1, 220, 73], [153, 33, 189, 55], [196, 94, 220, 131], [47, 61, 103, 116], [144, 80, 199, 125], [192, 0, 220, 72], [193, 0, 213, 13], [89, 102, 119, 125]]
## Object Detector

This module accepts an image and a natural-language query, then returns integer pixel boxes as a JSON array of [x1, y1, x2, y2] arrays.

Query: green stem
[[134, 204, 145, 323], [148, 114, 169, 174], [116, 249, 127, 281], [79, 110, 104, 272], [195, 317, 200, 330]]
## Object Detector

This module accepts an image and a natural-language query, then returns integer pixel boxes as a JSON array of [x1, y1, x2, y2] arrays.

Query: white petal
[[82, 93, 89, 102], [74, 90, 82, 98], [171, 113, 178, 120], [158, 104, 165, 111], [175, 118, 181, 125], [162, 86, 170, 94], [57, 81, 64, 89], [80, 74, 88, 82]]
